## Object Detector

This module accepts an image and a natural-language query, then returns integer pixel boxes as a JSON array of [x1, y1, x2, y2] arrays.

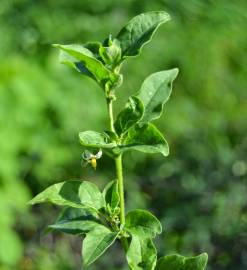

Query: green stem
[[115, 154, 128, 253], [115, 154, 125, 225], [107, 98, 115, 132], [106, 97, 128, 252]]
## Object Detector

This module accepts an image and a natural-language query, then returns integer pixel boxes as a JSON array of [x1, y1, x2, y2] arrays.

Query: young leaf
[[103, 180, 119, 210], [53, 44, 115, 88], [79, 131, 116, 149], [99, 38, 122, 68], [156, 253, 208, 270], [28, 181, 105, 211], [82, 224, 118, 266], [114, 96, 144, 136], [116, 11, 170, 58], [118, 123, 169, 157], [138, 69, 179, 123], [125, 209, 162, 238], [127, 234, 157, 270]]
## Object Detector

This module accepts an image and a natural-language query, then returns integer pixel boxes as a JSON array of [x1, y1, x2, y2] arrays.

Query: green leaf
[[114, 96, 144, 136], [103, 180, 119, 210], [83, 224, 118, 266], [138, 69, 179, 123], [49, 220, 100, 235], [57, 207, 99, 223], [49, 207, 100, 235], [79, 131, 116, 149], [156, 253, 208, 270], [99, 38, 122, 68], [127, 235, 157, 270], [58, 50, 95, 79], [84, 41, 102, 57], [116, 11, 170, 58], [118, 123, 169, 156], [28, 181, 105, 211], [125, 209, 162, 238], [53, 44, 114, 87]]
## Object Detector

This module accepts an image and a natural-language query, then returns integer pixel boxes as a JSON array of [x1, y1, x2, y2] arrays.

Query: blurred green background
[[0, 0, 247, 269]]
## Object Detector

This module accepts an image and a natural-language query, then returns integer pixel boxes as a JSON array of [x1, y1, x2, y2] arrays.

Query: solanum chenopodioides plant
[[29, 11, 208, 270]]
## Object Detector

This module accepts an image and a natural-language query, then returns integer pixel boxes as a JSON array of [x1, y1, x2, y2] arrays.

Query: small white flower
[[81, 149, 102, 170]]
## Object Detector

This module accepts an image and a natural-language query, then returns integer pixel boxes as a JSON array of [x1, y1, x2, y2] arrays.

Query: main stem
[[107, 98, 115, 133], [107, 98, 128, 252], [107, 98, 125, 225], [115, 154, 125, 224]]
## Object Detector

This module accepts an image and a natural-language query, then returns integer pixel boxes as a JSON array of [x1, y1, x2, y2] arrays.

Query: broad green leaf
[[57, 207, 99, 223], [83, 224, 118, 266], [53, 44, 115, 87], [125, 209, 162, 238], [58, 50, 95, 79], [48, 207, 100, 235], [103, 180, 119, 210], [57, 42, 101, 79], [79, 131, 116, 149], [29, 181, 105, 211], [140, 238, 157, 270], [156, 253, 208, 270], [119, 123, 169, 156], [114, 96, 144, 136], [49, 220, 100, 235], [127, 235, 157, 270], [138, 69, 179, 123], [116, 11, 170, 58]]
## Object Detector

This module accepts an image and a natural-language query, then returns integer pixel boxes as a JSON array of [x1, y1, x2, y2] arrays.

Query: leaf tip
[[28, 200, 40, 206], [200, 252, 209, 260], [27, 198, 35, 205], [162, 149, 169, 157], [145, 10, 171, 21], [158, 10, 171, 21], [170, 68, 179, 80], [52, 43, 60, 48], [162, 142, 169, 157]]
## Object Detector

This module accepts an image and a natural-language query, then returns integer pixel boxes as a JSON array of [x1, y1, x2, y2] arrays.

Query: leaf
[[49, 220, 101, 235], [84, 41, 102, 57], [28, 181, 105, 211], [127, 234, 157, 270], [99, 38, 122, 67], [82, 224, 118, 266], [125, 209, 162, 238], [57, 207, 99, 223], [138, 69, 179, 123], [48, 207, 100, 235], [116, 11, 170, 58], [156, 253, 208, 270], [140, 238, 157, 270], [114, 96, 144, 136], [53, 44, 114, 87], [79, 131, 116, 149], [118, 123, 169, 156], [58, 50, 95, 79], [103, 180, 119, 210]]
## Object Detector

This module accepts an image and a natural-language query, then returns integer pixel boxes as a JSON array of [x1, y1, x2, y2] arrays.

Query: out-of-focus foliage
[[0, 0, 246, 269]]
